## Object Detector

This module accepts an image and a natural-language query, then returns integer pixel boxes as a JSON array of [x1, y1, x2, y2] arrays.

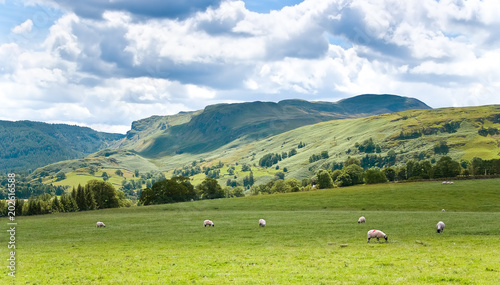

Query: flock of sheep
[[96, 215, 445, 243], [97, 180, 451, 240]]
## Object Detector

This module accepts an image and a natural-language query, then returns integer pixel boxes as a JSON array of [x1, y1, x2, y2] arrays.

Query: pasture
[[2, 179, 500, 284]]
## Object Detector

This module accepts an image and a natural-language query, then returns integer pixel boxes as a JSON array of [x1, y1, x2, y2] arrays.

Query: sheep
[[358, 216, 366, 223], [436, 221, 445, 233], [442, 209, 445, 212], [367, 230, 387, 243], [259, 219, 266, 227], [96, 221, 105, 228], [203, 220, 214, 227]]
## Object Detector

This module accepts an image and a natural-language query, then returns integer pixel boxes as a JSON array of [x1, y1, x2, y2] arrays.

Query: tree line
[[0, 180, 130, 217]]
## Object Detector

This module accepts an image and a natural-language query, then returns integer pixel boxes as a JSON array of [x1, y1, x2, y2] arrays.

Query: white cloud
[[12, 19, 33, 34], [1, 0, 500, 133]]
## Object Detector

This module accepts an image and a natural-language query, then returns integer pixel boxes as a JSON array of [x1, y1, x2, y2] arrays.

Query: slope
[[135, 94, 430, 157], [0, 120, 124, 172], [37, 104, 500, 190]]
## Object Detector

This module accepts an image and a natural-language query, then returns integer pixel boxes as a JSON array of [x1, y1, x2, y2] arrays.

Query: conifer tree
[[84, 185, 97, 210], [76, 184, 87, 210], [59, 194, 69, 212], [68, 195, 79, 212], [51, 196, 62, 213], [71, 187, 77, 199]]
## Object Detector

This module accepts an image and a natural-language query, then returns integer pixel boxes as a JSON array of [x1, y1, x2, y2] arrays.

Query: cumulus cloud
[[12, 19, 34, 34], [1, 0, 499, 133]]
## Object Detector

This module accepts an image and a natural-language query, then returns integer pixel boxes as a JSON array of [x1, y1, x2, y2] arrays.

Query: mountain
[[35, 104, 500, 191], [0, 121, 125, 172], [126, 94, 430, 157]]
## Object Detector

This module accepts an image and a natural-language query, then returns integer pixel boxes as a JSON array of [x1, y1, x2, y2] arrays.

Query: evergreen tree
[[84, 185, 97, 210], [68, 195, 79, 212], [76, 184, 87, 210], [59, 194, 69, 212], [71, 187, 77, 199], [51, 196, 62, 213]]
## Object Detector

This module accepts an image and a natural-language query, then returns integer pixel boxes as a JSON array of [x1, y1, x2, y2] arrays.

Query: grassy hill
[[3, 179, 499, 284], [134, 94, 430, 157], [0, 120, 124, 172], [32, 104, 500, 190]]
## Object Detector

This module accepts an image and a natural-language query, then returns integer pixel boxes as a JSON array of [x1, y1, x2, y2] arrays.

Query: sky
[[0, 0, 499, 134]]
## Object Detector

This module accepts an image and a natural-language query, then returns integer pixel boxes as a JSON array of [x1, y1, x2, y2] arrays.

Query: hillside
[[0, 120, 124, 172], [132, 94, 430, 157], [33, 104, 500, 190]]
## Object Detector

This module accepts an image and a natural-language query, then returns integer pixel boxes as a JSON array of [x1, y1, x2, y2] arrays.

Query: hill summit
[[120, 94, 430, 157]]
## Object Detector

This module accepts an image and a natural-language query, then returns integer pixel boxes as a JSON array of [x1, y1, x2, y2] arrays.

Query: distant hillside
[[132, 94, 430, 157], [32, 104, 500, 191], [0, 121, 124, 172]]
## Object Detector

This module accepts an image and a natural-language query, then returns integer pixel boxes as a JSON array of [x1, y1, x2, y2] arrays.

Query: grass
[[50, 168, 136, 190], [1, 179, 500, 284]]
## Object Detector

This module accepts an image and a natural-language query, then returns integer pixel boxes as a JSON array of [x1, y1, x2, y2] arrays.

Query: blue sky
[[0, 0, 499, 133]]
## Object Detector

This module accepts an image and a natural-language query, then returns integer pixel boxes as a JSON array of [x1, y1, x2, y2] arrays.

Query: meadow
[[2, 179, 499, 284]]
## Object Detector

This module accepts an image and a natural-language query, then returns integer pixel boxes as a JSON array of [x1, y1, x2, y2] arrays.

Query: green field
[[2, 179, 500, 284]]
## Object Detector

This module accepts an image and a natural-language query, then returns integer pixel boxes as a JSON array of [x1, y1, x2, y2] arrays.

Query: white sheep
[[203, 220, 214, 227], [96, 221, 105, 228], [436, 221, 445, 233], [259, 219, 266, 227], [442, 209, 445, 212], [358, 216, 366, 223], [367, 230, 387, 243]]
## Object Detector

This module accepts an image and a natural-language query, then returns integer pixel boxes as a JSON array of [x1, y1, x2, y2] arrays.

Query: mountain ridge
[[130, 94, 431, 157]]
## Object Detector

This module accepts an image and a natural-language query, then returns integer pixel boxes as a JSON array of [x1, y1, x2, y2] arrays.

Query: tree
[[343, 164, 364, 185], [335, 172, 352, 187], [434, 140, 449, 155], [84, 185, 97, 210], [316, 169, 333, 189], [76, 184, 86, 210], [243, 172, 254, 187], [382, 167, 396, 181], [270, 180, 291, 193], [89, 165, 98, 175], [51, 196, 62, 213], [274, 172, 285, 180], [285, 178, 301, 192], [198, 178, 224, 200], [432, 156, 461, 178], [139, 188, 155, 206], [115, 169, 124, 177], [344, 157, 361, 167], [55, 172, 66, 181], [86, 180, 120, 209], [102, 172, 109, 181], [364, 168, 387, 184]]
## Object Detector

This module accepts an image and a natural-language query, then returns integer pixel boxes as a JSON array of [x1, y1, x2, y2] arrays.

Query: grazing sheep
[[367, 230, 387, 243], [96, 221, 105, 228], [358, 216, 366, 223], [204, 220, 214, 227], [442, 209, 446, 212], [436, 221, 445, 233], [259, 219, 266, 227]]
